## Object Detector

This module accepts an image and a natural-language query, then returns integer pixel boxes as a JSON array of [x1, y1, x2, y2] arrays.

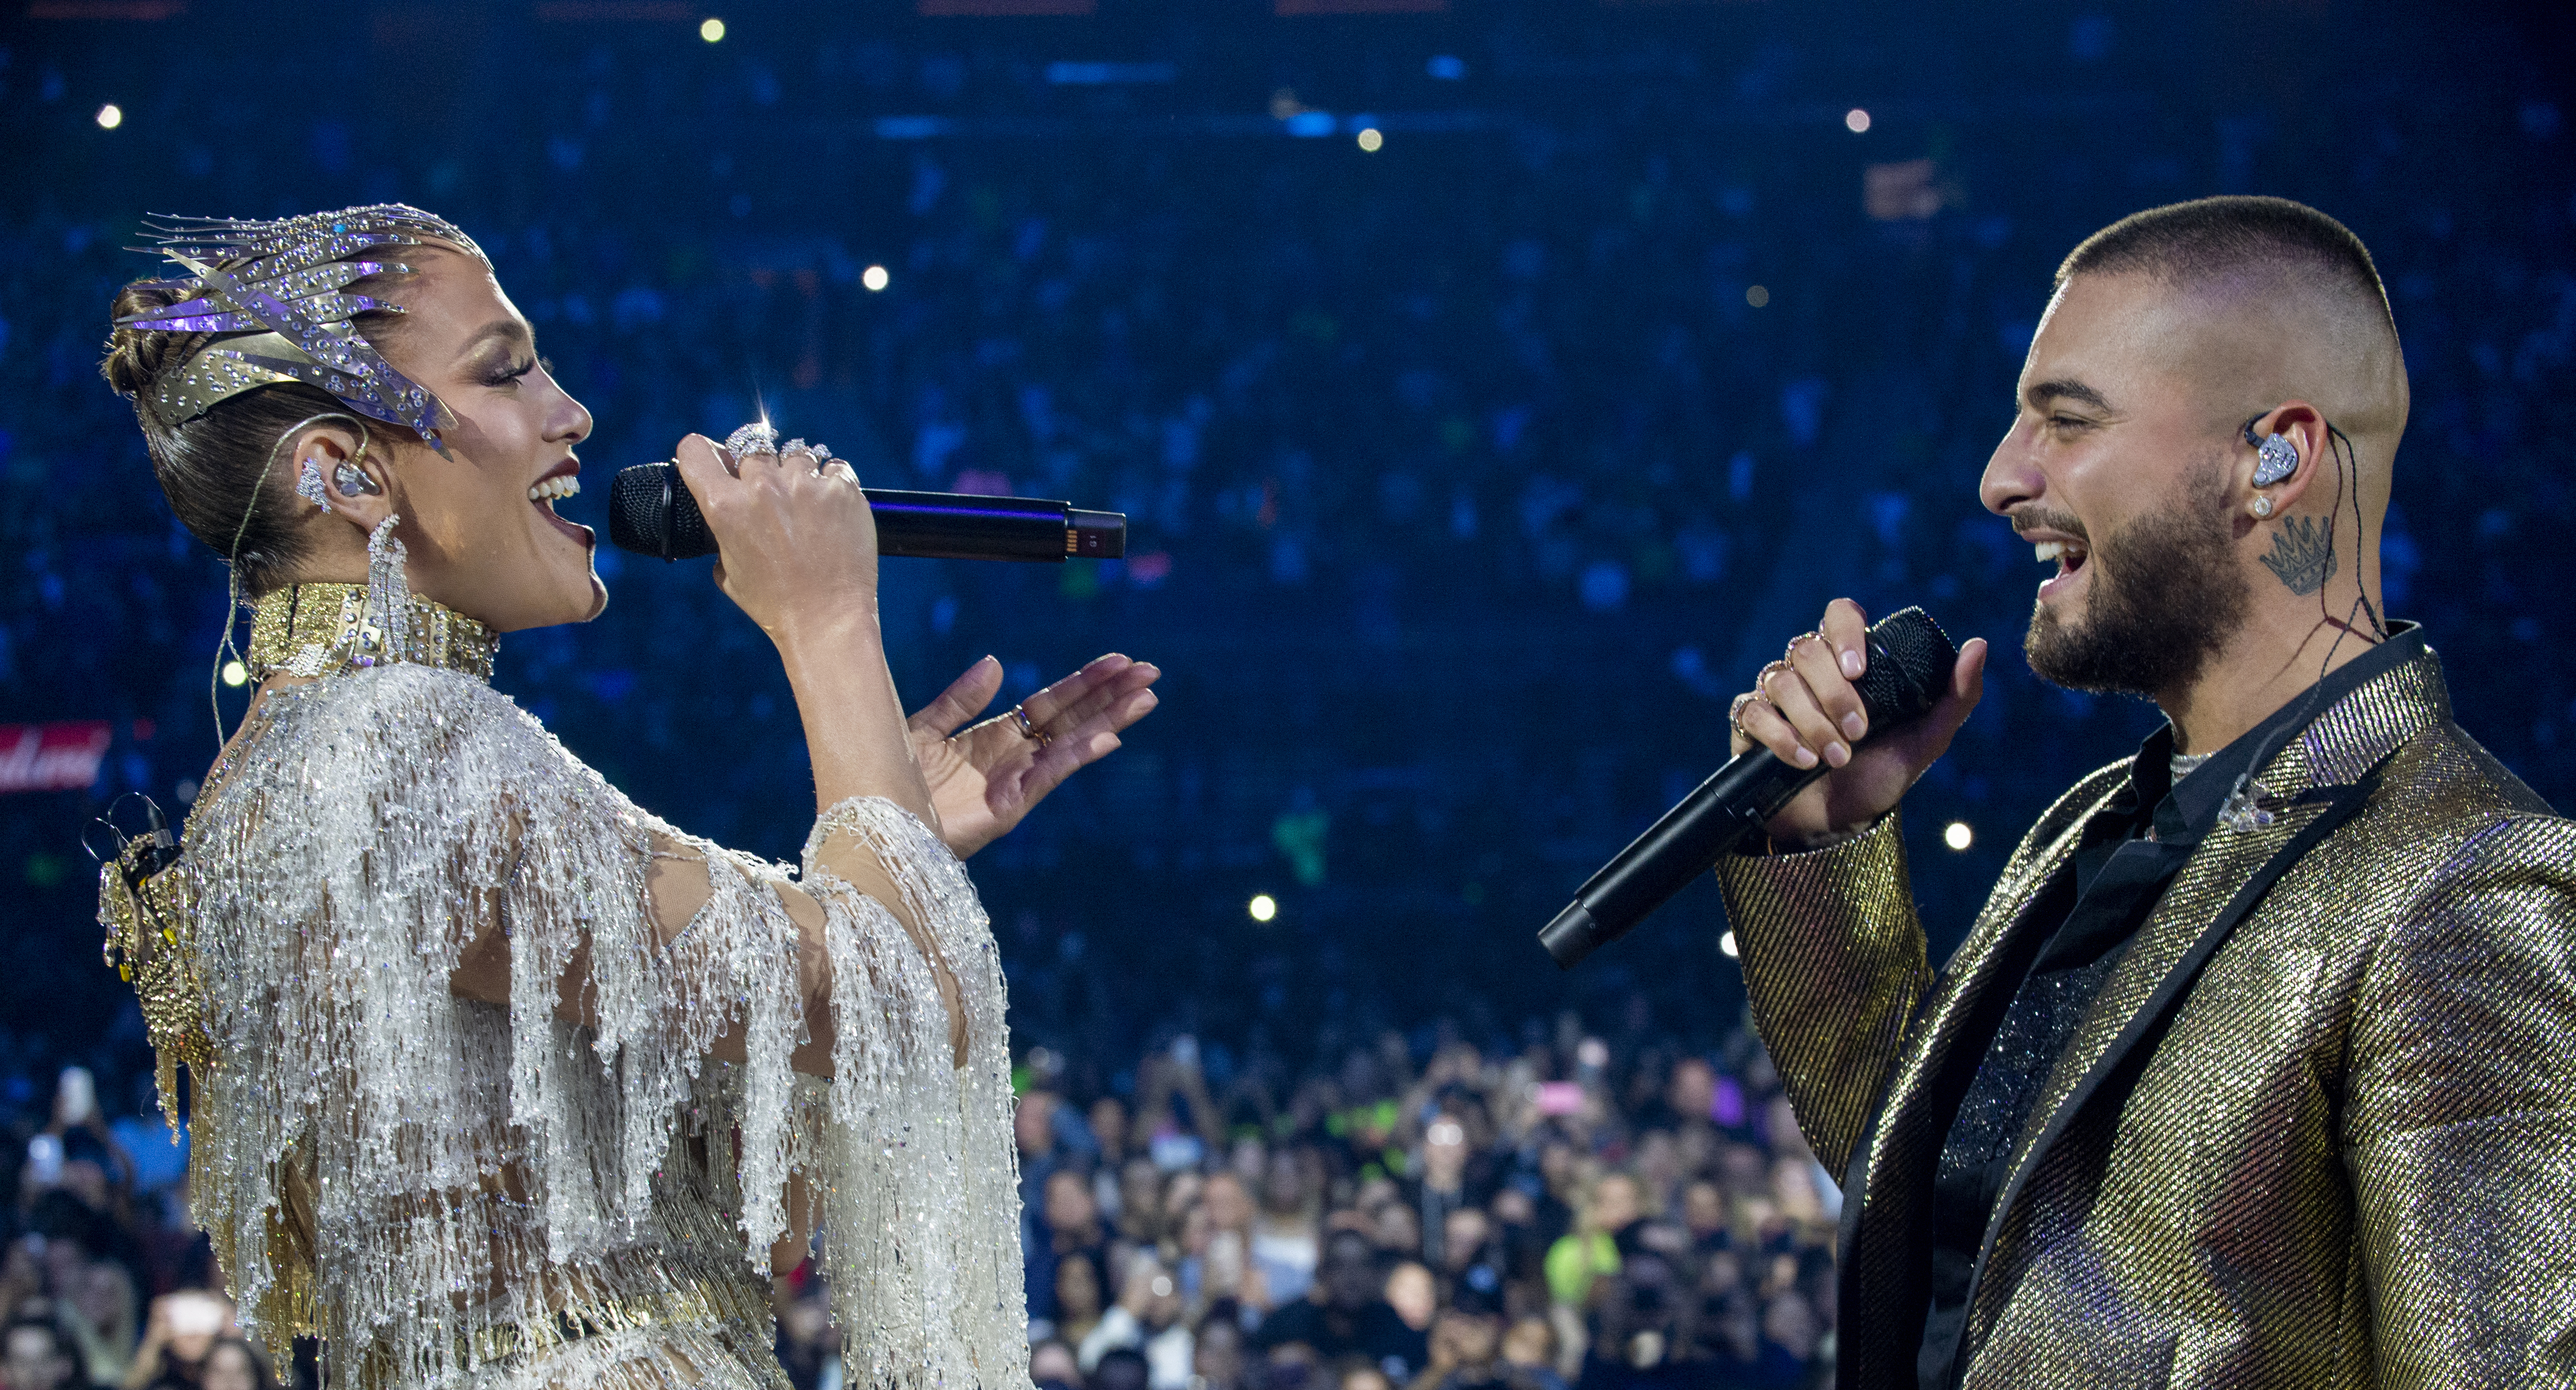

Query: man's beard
[[2024, 466, 2250, 699]]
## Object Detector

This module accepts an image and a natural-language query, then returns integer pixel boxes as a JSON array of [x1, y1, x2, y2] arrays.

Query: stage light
[[1944, 820, 1974, 851], [1719, 930, 1739, 959], [96, 104, 123, 130], [1248, 893, 1278, 922], [1745, 284, 1769, 308], [699, 16, 725, 41], [220, 659, 248, 688], [1356, 127, 1383, 152], [1845, 108, 1870, 133], [1427, 55, 1466, 80], [862, 264, 890, 292]]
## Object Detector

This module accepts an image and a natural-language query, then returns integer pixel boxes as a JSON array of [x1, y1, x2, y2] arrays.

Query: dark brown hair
[[2056, 195, 2395, 334], [100, 275, 415, 596]]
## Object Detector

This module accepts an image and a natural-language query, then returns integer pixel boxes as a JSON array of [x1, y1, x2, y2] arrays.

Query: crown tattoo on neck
[[2259, 515, 2339, 596]]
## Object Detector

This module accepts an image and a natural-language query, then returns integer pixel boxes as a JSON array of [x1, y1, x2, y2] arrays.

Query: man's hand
[[907, 653, 1161, 859], [1729, 598, 1987, 849]]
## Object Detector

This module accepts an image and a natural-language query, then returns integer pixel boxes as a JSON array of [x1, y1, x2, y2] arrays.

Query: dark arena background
[[2, 1, 2572, 1385]]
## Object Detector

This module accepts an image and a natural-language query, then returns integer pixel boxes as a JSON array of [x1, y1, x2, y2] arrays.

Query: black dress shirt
[[1914, 625, 2425, 1390]]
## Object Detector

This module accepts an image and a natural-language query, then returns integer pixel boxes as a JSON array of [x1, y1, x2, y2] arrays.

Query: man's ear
[[2244, 401, 2332, 516], [286, 422, 396, 534]]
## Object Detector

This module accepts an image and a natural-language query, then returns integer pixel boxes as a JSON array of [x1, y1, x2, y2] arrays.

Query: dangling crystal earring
[[363, 515, 412, 667], [295, 458, 330, 509]]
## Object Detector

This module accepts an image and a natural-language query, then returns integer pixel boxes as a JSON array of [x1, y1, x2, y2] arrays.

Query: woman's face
[[200, 1345, 259, 1390], [366, 247, 600, 633], [1055, 1255, 1101, 1318]]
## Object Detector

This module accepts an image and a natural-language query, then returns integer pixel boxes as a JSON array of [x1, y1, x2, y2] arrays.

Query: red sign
[[0, 722, 112, 795]]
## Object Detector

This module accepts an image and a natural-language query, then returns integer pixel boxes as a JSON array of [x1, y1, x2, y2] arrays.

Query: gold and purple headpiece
[[114, 204, 488, 457]]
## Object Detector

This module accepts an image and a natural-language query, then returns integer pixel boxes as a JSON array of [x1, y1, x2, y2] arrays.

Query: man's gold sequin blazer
[[1715, 644, 2576, 1388]]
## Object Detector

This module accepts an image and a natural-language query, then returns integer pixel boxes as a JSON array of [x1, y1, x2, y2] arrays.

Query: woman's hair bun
[[101, 278, 200, 400]]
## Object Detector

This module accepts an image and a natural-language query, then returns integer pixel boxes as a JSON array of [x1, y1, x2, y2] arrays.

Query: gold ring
[[1785, 631, 1822, 664], [1010, 705, 1051, 748], [1730, 692, 1768, 742], [1757, 658, 1793, 697]]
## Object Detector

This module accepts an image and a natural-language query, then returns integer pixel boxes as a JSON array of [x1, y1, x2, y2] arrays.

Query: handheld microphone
[[1538, 607, 1957, 969], [606, 461, 1128, 564]]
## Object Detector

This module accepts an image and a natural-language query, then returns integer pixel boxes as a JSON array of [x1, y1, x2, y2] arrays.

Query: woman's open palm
[[907, 653, 1162, 859]]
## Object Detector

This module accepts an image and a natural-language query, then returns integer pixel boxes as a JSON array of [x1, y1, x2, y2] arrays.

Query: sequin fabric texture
[[1716, 649, 2576, 1388], [96, 589, 1029, 1390]]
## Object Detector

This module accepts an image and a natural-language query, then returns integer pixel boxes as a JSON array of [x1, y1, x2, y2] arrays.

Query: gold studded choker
[[247, 582, 498, 682]]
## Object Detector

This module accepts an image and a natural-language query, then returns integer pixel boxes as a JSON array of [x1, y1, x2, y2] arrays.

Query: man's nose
[[1981, 419, 2046, 516]]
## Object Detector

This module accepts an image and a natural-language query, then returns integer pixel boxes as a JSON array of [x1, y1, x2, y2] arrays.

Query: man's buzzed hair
[[2057, 195, 2396, 337]]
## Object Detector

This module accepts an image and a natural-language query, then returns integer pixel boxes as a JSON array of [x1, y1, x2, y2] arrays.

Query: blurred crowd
[[0, 1006, 1843, 1390], [769, 1020, 1838, 1390], [0, 1065, 276, 1390], [0, 1016, 1837, 1390]]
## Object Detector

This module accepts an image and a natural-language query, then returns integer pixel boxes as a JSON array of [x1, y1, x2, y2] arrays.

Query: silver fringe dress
[[99, 583, 1031, 1390]]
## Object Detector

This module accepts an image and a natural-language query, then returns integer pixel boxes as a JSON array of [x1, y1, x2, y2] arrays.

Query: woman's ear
[[287, 422, 396, 535]]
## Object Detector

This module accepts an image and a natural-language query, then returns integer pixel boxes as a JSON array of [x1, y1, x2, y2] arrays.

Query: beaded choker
[[247, 582, 498, 682]]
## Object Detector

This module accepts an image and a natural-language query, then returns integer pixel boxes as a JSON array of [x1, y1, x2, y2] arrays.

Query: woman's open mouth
[[527, 471, 594, 547]]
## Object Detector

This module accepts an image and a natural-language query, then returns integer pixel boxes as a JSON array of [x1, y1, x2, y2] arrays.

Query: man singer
[[1722, 195, 2576, 1387]]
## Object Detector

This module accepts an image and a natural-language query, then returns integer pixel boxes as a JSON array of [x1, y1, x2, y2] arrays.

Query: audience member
[[1251, 1231, 1429, 1382], [188, 1341, 272, 1390], [2, 1319, 94, 1390]]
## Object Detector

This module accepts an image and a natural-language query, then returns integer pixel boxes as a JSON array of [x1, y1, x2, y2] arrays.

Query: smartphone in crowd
[[164, 1291, 228, 1337], [24, 1134, 63, 1187]]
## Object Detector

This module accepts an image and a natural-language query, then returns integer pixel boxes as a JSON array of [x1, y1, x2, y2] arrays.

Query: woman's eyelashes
[[480, 354, 544, 388]]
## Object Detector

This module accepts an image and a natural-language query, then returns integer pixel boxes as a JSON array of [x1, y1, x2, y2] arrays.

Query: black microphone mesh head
[[606, 462, 716, 560], [1854, 607, 1957, 728]]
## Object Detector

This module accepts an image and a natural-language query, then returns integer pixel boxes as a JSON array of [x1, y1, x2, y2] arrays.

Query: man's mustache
[[2009, 506, 2089, 543]]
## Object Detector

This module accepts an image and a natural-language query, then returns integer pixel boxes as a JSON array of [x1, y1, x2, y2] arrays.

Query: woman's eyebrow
[[453, 319, 533, 357]]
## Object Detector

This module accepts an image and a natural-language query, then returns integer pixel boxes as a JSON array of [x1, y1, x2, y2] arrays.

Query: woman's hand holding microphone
[[670, 427, 1160, 856]]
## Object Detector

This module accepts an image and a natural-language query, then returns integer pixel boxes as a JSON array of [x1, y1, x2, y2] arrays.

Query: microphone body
[[606, 461, 1128, 564], [1539, 607, 1958, 969]]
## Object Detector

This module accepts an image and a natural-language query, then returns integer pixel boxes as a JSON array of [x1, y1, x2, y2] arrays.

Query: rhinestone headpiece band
[[113, 204, 489, 457]]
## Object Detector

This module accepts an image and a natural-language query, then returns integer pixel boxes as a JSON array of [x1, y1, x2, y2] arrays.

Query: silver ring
[[779, 438, 837, 474], [724, 421, 779, 457]]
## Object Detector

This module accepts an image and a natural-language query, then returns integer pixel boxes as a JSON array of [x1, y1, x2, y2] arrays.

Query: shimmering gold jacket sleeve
[[2345, 816, 2576, 1383], [1714, 813, 1926, 1174]]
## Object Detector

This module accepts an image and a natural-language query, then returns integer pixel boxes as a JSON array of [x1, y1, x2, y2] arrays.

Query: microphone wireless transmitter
[[1538, 607, 1958, 969]]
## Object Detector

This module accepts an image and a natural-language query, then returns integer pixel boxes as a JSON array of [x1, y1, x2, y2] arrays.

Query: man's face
[[1983, 273, 2255, 701], [1591, 1176, 1642, 1233], [1044, 1172, 1095, 1233], [1321, 1234, 1380, 1309], [1016, 1094, 1057, 1159], [1442, 1209, 1490, 1270]]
